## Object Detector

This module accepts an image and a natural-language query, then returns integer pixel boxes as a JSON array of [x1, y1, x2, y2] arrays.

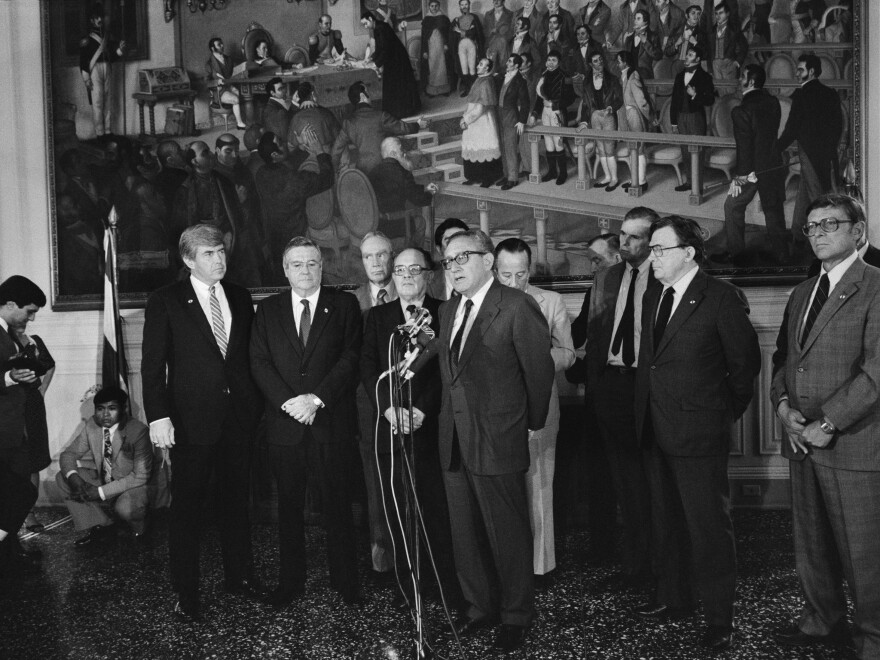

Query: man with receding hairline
[[437, 229, 554, 652]]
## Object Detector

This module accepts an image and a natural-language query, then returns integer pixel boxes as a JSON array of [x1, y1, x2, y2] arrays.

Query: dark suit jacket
[[670, 66, 715, 125], [776, 78, 843, 189], [585, 262, 660, 397], [623, 29, 662, 80], [250, 286, 361, 447], [579, 2, 612, 44], [540, 8, 577, 48], [262, 99, 294, 144], [0, 327, 27, 450], [634, 269, 761, 456], [331, 103, 418, 173], [732, 89, 781, 178], [771, 258, 880, 470], [499, 71, 531, 127], [706, 22, 748, 66], [368, 158, 432, 214], [141, 278, 264, 446], [361, 297, 442, 453], [436, 280, 554, 475]]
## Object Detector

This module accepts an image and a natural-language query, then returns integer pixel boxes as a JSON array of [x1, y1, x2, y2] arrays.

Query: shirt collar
[[0, 317, 7, 333], [370, 281, 394, 303], [668, 263, 699, 296], [190, 275, 221, 297], [399, 297, 426, 317], [291, 287, 321, 310], [102, 422, 120, 437], [463, 276, 493, 308], [820, 249, 859, 291]]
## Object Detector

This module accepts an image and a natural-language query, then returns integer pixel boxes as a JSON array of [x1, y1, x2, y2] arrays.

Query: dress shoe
[[73, 524, 114, 547], [493, 176, 508, 186], [774, 620, 852, 648], [236, 123, 247, 130], [453, 614, 498, 637], [479, 180, 492, 188], [701, 626, 734, 652], [621, 181, 632, 191], [675, 181, 692, 192], [173, 599, 203, 623], [494, 624, 528, 652], [462, 179, 478, 186], [500, 181, 517, 191], [605, 181, 621, 192], [634, 602, 694, 620], [593, 180, 610, 188], [263, 585, 304, 609]]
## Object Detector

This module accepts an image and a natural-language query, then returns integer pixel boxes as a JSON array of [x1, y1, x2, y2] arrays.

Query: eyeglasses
[[440, 251, 487, 270], [648, 244, 686, 257], [392, 264, 429, 276], [802, 217, 855, 237]]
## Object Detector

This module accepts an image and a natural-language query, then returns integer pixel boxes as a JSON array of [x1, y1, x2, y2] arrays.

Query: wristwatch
[[819, 417, 836, 434]]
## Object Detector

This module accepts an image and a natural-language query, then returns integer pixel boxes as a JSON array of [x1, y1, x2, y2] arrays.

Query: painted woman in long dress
[[421, 0, 454, 96], [460, 57, 503, 187]]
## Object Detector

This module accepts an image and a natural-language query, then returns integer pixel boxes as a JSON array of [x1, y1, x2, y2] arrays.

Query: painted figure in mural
[[206, 37, 246, 130], [309, 14, 349, 64], [361, 12, 421, 120], [79, 3, 126, 138], [451, 0, 485, 98], [420, 0, 454, 97]]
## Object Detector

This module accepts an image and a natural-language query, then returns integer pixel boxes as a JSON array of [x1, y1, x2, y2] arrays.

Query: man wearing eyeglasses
[[436, 229, 554, 652], [634, 215, 760, 652], [250, 237, 362, 608], [360, 248, 462, 613], [770, 194, 880, 659]]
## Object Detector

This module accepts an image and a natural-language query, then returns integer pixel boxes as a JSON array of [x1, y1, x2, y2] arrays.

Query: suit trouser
[[0, 446, 36, 535], [168, 417, 254, 604], [90, 61, 112, 136], [723, 170, 787, 256], [790, 150, 829, 246], [593, 368, 652, 579], [499, 118, 521, 183], [790, 456, 880, 659], [644, 441, 736, 628], [376, 433, 460, 604], [458, 39, 477, 75], [677, 110, 707, 181], [526, 420, 557, 575], [55, 468, 148, 533], [269, 437, 358, 596], [444, 438, 534, 626], [357, 385, 393, 572]]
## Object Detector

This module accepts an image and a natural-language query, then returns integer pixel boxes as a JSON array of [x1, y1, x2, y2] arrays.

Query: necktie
[[611, 267, 638, 366], [653, 287, 675, 350], [800, 273, 829, 348], [102, 427, 113, 484], [406, 304, 417, 319], [377, 288, 387, 306], [209, 285, 228, 358], [299, 299, 311, 347], [451, 299, 473, 367]]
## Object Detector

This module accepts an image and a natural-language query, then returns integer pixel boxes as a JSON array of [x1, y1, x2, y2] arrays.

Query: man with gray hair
[[142, 224, 265, 622], [250, 237, 362, 607], [368, 138, 438, 246]]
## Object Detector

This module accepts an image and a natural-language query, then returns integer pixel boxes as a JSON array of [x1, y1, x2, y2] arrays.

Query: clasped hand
[[67, 474, 101, 502], [776, 401, 834, 453], [282, 394, 318, 425], [384, 406, 425, 435]]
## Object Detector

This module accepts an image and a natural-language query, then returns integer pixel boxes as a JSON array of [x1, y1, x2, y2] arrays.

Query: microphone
[[380, 307, 437, 379]]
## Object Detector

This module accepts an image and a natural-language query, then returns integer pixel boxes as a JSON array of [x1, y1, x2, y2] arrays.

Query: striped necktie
[[210, 285, 228, 358], [102, 427, 113, 484], [800, 273, 829, 348]]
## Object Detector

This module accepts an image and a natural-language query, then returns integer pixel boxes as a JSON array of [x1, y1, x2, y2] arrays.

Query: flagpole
[[120, 0, 127, 135]]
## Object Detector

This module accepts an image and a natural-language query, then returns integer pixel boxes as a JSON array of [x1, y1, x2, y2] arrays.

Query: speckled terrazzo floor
[[1, 508, 853, 659]]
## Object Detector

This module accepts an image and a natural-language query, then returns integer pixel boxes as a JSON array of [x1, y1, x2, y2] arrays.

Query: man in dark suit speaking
[[142, 224, 265, 622], [634, 216, 761, 652], [437, 229, 554, 652], [771, 194, 880, 659], [250, 237, 362, 607]]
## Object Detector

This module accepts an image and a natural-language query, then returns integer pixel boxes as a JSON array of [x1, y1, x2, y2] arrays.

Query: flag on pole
[[102, 206, 128, 392]]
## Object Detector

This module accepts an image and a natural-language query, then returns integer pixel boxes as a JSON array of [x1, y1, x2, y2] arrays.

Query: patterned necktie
[[653, 287, 675, 350], [299, 299, 311, 346], [377, 288, 388, 306], [102, 427, 113, 484], [407, 304, 417, 319], [451, 299, 473, 367], [209, 285, 228, 358], [800, 273, 829, 348], [611, 267, 638, 366]]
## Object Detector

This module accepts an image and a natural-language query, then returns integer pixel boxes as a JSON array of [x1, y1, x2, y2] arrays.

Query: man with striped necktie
[[142, 224, 265, 623]]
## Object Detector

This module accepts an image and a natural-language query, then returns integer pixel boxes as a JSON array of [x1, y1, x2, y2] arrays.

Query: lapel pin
[[324, 308, 328, 313], [689, 299, 696, 304], [187, 299, 194, 304], [839, 294, 846, 299]]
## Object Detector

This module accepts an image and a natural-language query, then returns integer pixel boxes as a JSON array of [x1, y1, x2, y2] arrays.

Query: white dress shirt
[[607, 262, 650, 366], [660, 263, 700, 321], [801, 249, 859, 335], [290, 288, 321, 335], [450, 277, 493, 356], [190, 275, 232, 340]]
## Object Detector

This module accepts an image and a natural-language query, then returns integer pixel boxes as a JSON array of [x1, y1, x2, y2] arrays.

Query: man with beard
[[206, 37, 246, 130], [368, 137, 438, 244]]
